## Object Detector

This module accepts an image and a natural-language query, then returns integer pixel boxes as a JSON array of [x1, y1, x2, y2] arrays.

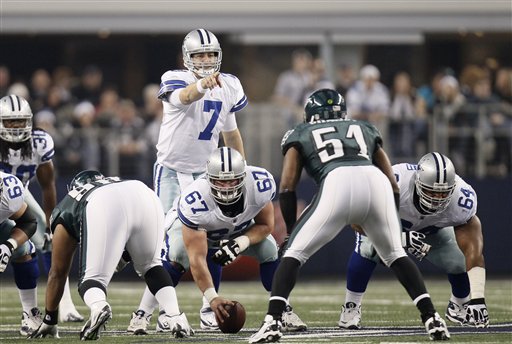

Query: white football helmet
[[206, 147, 246, 205], [182, 28, 222, 78], [415, 152, 456, 214], [0, 94, 33, 142]]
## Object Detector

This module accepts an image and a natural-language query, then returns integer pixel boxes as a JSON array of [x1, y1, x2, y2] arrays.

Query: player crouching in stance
[[339, 152, 489, 329], [127, 147, 306, 334], [249, 89, 450, 343], [29, 170, 193, 340]]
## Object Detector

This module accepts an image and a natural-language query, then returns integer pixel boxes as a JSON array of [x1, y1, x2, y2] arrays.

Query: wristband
[[196, 79, 207, 94], [6, 238, 18, 251], [44, 309, 59, 325], [234, 235, 250, 252], [203, 287, 218, 303]]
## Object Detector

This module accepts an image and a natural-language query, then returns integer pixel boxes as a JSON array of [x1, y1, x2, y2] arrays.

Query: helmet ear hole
[[206, 147, 246, 205]]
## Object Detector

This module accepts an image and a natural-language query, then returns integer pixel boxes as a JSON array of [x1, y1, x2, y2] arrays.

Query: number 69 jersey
[[0, 171, 25, 222], [174, 166, 276, 243], [281, 118, 382, 185], [394, 163, 477, 234]]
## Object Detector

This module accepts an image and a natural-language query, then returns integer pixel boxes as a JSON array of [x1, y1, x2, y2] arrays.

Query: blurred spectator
[[388, 71, 426, 160], [46, 85, 74, 124], [346, 65, 390, 135], [416, 70, 445, 116], [272, 48, 313, 125], [96, 86, 120, 127], [30, 69, 52, 113], [0, 65, 11, 97], [141, 84, 163, 162], [51, 66, 75, 104], [303, 58, 335, 102], [109, 99, 149, 181], [335, 63, 356, 97], [72, 64, 104, 106], [7, 82, 30, 100], [494, 67, 512, 104]]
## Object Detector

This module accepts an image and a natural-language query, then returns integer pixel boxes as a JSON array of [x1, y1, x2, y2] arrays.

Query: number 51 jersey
[[394, 163, 477, 234], [174, 165, 276, 243]]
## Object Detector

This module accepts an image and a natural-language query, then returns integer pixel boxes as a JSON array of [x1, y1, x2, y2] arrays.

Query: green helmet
[[304, 88, 347, 123], [68, 170, 104, 191]]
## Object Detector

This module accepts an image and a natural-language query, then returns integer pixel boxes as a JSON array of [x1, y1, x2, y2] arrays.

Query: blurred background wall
[[1, 0, 511, 277]]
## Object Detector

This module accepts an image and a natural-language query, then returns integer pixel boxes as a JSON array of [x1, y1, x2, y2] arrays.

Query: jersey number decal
[[2, 174, 23, 199], [251, 171, 272, 192], [184, 191, 209, 214], [198, 100, 222, 140], [312, 124, 369, 163], [457, 188, 474, 210]]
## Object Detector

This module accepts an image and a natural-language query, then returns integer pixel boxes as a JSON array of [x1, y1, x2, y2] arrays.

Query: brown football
[[216, 301, 246, 333]]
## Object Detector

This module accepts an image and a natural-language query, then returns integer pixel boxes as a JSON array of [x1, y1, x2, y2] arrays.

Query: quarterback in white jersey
[[341, 152, 489, 330]]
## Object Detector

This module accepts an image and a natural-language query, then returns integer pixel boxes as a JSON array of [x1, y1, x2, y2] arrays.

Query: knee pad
[[12, 256, 40, 289]]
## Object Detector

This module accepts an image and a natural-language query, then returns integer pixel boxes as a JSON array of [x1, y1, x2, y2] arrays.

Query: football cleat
[[338, 302, 362, 329], [445, 300, 469, 326], [281, 304, 307, 332], [164, 312, 194, 338], [80, 304, 112, 340], [423, 312, 450, 341], [199, 306, 219, 330], [59, 307, 85, 323], [127, 309, 151, 335], [20, 307, 43, 336], [248, 314, 282, 343], [156, 310, 171, 332]]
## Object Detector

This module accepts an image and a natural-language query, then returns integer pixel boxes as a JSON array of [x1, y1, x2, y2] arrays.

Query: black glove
[[401, 230, 431, 261], [278, 235, 289, 258], [466, 298, 489, 328], [212, 240, 241, 266], [0, 240, 15, 273]]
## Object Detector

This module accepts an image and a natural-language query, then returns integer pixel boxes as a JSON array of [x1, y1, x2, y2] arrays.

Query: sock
[[18, 288, 38, 313], [42, 251, 52, 275], [346, 251, 377, 293], [448, 272, 471, 302], [83, 287, 107, 311], [467, 267, 486, 299], [12, 258, 40, 313], [137, 287, 159, 314], [260, 260, 279, 292], [344, 289, 365, 307], [267, 257, 301, 317], [59, 278, 77, 311], [154, 286, 180, 316]]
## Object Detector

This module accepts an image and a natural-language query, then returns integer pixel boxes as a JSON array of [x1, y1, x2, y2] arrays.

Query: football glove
[[29, 322, 60, 338], [401, 230, 431, 261], [42, 227, 53, 252], [466, 298, 489, 328], [212, 240, 241, 266], [278, 235, 289, 258], [0, 241, 15, 273]]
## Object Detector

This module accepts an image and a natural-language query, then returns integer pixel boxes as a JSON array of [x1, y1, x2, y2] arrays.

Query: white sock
[[137, 286, 159, 314], [344, 289, 364, 306], [468, 267, 486, 299], [154, 286, 180, 316], [59, 278, 76, 310], [450, 293, 471, 305], [201, 296, 210, 309], [83, 287, 107, 312], [18, 288, 37, 313]]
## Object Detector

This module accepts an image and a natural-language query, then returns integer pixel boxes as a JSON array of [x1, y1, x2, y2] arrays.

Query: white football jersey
[[156, 69, 248, 173], [173, 166, 275, 243], [0, 171, 25, 222], [0, 129, 55, 187], [394, 163, 477, 234]]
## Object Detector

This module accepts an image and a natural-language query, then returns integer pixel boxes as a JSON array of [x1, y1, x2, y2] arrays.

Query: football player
[[0, 171, 40, 336], [128, 148, 306, 334], [29, 170, 193, 340], [0, 95, 83, 325], [339, 152, 489, 329], [144, 28, 246, 330], [249, 89, 450, 343]]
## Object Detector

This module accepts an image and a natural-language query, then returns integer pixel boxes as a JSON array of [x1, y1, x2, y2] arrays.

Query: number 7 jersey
[[281, 118, 383, 184]]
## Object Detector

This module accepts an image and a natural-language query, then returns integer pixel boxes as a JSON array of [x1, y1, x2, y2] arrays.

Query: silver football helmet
[[182, 28, 222, 78], [206, 147, 246, 205], [415, 152, 456, 214], [0, 94, 33, 142]]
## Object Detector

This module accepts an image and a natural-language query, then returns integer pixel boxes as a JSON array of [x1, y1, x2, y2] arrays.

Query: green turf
[[1, 277, 511, 343]]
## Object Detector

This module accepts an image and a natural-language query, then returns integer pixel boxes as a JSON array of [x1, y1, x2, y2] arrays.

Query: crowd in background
[[1, 56, 511, 182]]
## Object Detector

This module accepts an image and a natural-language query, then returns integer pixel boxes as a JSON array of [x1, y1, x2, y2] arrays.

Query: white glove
[[466, 299, 489, 328], [0, 241, 14, 273], [29, 322, 60, 338], [401, 231, 431, 261]]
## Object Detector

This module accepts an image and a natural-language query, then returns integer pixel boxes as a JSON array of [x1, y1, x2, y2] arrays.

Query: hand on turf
[[29, 322, 59, 338]]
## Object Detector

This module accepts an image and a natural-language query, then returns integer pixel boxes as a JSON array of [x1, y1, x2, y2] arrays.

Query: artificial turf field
[[1, 278, 511, 343]]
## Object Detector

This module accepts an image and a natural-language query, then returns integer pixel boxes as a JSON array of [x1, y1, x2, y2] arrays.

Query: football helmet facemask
[[182, 28, 222, 78], [0, 95, 33, 142], [304, 88, 347, 123], [206, 147, 246, 205], [68, 170, 105, 191], [415, 152, 456, 214]]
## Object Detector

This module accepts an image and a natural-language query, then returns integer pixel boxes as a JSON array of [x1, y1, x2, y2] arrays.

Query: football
[[216, 301, 246, 333]]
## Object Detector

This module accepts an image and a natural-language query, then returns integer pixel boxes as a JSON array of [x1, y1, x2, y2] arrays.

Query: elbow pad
[[14, 206, 37, 239]]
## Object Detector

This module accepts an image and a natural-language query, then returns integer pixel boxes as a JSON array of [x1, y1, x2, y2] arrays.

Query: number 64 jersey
[[172, 165, 276, 244], [394, 163, 477, 233]]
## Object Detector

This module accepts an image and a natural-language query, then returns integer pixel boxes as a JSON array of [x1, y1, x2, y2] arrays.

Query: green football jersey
[[49, 177, 122, 241], [281, 118, 383, 184]]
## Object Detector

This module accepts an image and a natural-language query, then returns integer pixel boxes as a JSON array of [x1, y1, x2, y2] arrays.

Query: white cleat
[[445, 300, 469, 326], [127, 309, 151, 335], [80, 304, 112, 341], [59, 307, 85, 323], [199, 306, 219, 330], [248, 314, 282, 343], [338, 302, 362, 329], [282, 305, 307, 332], [20, 307, 43, 336], [165, 312, 194, 338], [424, 312, 451, 341]]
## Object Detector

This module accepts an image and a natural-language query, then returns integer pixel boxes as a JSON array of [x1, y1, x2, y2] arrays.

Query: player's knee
[[144, 265, 173, 294]]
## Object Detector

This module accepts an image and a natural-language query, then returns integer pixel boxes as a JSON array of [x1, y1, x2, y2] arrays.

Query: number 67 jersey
[[172, 165, 276, 243], [394, 163, 477, 233]]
